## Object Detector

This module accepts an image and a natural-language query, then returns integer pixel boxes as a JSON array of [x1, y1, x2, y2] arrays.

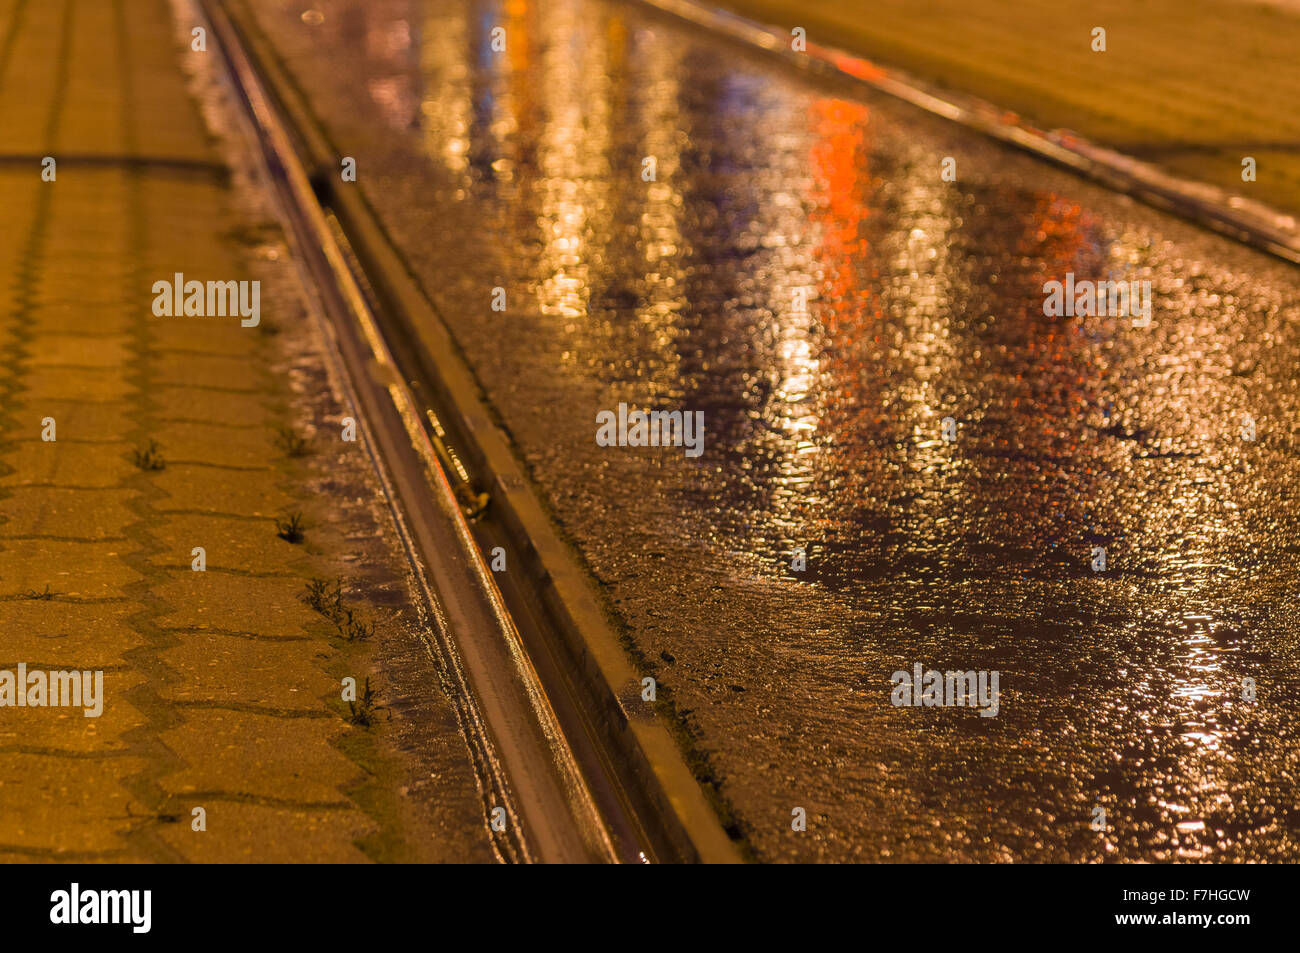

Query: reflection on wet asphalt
[[251, 0, 1300, 860]]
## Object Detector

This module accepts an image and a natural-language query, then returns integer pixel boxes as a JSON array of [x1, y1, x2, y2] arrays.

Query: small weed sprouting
[[349, 677, 388, 727], [348, 616, 376, 642], [302, 577, 376, 641], [303, 576, 343, 621], [23, 584, 54, 600], [131, 440, 165, 471], [276, 512, 306, 544], [275, 426, 312, 458], [337, 607, 375, 643]]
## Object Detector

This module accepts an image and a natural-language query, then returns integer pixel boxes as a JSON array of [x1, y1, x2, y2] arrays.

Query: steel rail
[[194, 0, 624, 863]]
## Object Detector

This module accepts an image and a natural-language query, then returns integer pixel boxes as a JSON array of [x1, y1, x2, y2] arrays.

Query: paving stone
[[0, 440, 135, 489], [1, 601, 147, 670], [151, 320, 261, 358], [8, 398, 136, 443], [0, 670, 147, 755], [17, 366, 135, 404], [151, 384, 270, 428], [152, 352, 264, 393], [145, 512, 302, 575], [153, 462, 296, 516], [158, 632, 335, 711], [157, 801, 372, 863], [158, 708, 356, 805], [0, 540, 143, 599], [26, 334, 134, 370], [24, 301, 136, 334], [0, 486, 137, 539], [152, 420, 279, 470], [152, 571, 319, 636], [0, 754, 145, 853]]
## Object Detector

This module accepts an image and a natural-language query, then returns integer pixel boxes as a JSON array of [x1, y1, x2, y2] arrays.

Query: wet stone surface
[[248, 0, 1300, 860]]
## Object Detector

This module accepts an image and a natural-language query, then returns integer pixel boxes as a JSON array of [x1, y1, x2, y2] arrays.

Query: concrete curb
[[215, 0, 744, 864], [634, 0, 1300, 266]]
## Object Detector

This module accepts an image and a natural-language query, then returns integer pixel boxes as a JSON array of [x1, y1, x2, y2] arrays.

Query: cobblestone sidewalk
[[0, 0, 492, 862]]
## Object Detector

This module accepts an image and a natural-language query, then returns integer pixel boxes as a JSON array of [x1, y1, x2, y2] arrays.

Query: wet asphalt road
[[244, 0, 1300, 861]]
